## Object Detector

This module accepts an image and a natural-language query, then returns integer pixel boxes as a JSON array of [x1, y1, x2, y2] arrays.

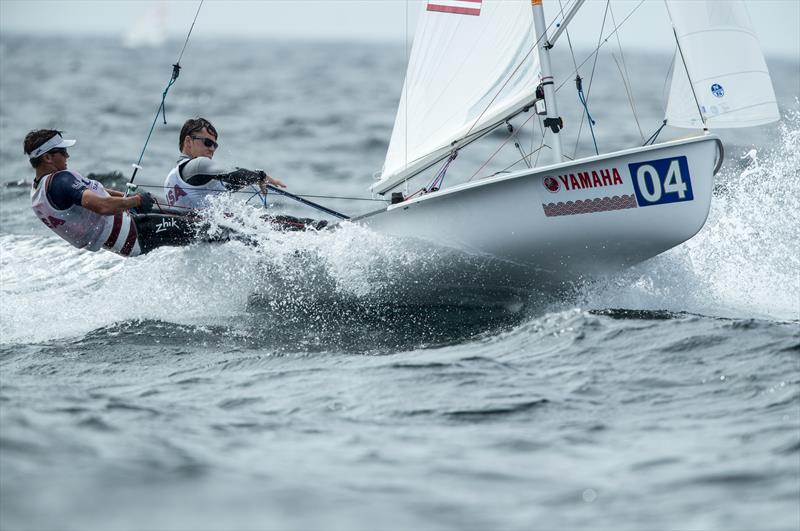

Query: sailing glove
[[136, 192, 156, 213]]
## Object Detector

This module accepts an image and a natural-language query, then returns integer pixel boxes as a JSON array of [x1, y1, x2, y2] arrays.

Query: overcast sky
[[1, 0, 798, 56]]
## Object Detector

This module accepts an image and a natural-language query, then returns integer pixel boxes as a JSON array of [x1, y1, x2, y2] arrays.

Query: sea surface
[[0, 32, 798, 531]]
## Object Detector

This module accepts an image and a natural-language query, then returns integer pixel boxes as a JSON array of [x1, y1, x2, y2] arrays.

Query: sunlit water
[[1, 35, 798, 531]]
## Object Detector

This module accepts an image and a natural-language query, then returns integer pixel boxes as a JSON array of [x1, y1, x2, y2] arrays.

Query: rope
[[393, 0, 581, 193], [534, 116, 547, 167], [135, 183, 386, 202], [467, 112, 537, 182], [147, 186, 351, 220], [128, 0, 204, 187], [393, 0, 641, 193], [572, 0, 608, 159], [461, 0, 577, 141], [554, 0, 599, 158], [576, 76, 599, 155], [555, 0, 646, 95], [245, 184, 268, 207], [609, 3, 645, 142], [427, 152, 457, 192], [426, 0, 646, 186], [643, 120, 667, 146], [176, 0, 204, 65]]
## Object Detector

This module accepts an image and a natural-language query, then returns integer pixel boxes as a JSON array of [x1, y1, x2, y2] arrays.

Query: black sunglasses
[[47, 148, 68, 157], [191, 135, 218, 149]]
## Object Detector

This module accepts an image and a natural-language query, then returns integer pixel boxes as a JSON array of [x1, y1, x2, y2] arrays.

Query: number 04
[[635, 159, 687, 202], [663, 159, 688, 199]]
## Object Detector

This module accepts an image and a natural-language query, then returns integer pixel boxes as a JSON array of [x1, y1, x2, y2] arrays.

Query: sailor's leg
[[131, 213, 210, 254]]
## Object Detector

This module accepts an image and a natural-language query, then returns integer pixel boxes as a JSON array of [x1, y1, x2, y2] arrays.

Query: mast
[[531, 0, 563, 164]]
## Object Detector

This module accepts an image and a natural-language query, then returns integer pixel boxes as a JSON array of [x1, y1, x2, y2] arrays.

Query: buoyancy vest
[[30, 170, 141, 257], [164, 156, 227, 211]]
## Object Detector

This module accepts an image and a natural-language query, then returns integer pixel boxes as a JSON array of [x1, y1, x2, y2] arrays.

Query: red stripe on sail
[[103, 212, 123, 248], [427, 1, 482, 16]]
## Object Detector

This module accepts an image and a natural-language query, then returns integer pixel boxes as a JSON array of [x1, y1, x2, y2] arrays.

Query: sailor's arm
[[46, 171, 155, 215], [218, 168, 286, 191], [81, 190, 153, 215], [182, 157, 286, 191]]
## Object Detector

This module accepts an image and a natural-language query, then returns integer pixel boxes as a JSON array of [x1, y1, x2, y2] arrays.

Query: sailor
[[26, 129, 209, 257], [164, 117, 286, 211], [164, 117, 326, 230]]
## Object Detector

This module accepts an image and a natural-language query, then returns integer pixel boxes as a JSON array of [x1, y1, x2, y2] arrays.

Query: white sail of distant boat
[[123, 2, 168, 48], [664, 0, 779, 129], [351, 0, 780, 301]]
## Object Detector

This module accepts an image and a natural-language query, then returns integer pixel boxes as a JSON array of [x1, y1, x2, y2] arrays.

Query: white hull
[[354, 135, 723, 298]]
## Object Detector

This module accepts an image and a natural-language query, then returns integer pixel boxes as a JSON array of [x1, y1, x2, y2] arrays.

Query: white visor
[[28, 133, 77, 159]]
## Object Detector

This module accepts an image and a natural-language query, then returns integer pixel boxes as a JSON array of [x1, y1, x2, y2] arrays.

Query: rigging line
[[450, 0, 584, 185], [608, 2, 645, 142], [557, 0, 581, 73], [264, 185, 350, 220], [497, 142, 576, 177], [663, 0, 705, 128], [672, 26, 705, 128], [466, 112, 537, 182], [128, 0, 204, 187], [245, 185, 267, 207], [426, 152, 457, 192], [135, 183, 385, 202], [403, 0, 409, 195], [577, 84, 599, 155], [554, 0, 646, 94], [384, 0, 580, 192], [643, 120, 667, 146], [534, 116, 546, 167], [498, 145, 552, 175], [661, 49, 677, 116], [611, 53, 645, 142], [556, 0, 592, 159], [270, 194, 385, 203], [176, 0, 204, 65], [514, 136, 532, 169], [571, 0, 608, 159], [461, 0, 581, 141]]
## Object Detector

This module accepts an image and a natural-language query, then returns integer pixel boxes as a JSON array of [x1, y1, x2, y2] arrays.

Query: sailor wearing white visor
[[26, 129, 214, 257]]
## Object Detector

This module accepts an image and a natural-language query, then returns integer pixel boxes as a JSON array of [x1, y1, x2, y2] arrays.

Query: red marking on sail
[[427, 0, 482, 16]]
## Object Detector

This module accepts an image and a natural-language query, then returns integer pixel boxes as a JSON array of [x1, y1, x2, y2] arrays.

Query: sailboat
[[351, 0, 778, 295]]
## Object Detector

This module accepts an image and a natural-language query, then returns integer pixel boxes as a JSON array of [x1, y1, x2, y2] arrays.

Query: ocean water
[[1, 34, 798, 531]]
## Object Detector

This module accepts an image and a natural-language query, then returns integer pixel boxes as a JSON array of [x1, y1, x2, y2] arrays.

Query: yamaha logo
[[543, 176, 560, 193], [711, 83, 725, 98]]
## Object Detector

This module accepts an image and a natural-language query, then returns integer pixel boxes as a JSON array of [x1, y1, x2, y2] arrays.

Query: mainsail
[[372, 0, 540, 194], [664, 0, 779, 129]]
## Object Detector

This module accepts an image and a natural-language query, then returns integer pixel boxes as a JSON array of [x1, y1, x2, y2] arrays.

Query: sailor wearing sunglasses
[[164, 117, 286, 211], [26, 129, 216, 257]]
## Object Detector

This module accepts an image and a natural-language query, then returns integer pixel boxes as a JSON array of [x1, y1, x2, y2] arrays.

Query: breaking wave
[[583, 108, 800, 321]]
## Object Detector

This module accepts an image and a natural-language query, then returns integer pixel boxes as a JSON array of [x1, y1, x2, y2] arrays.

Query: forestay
[[373, 0, 540, 194], [664, 0, 779, 129]]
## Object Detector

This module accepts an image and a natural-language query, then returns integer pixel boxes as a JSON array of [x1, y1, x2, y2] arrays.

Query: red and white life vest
[[30, 170, 141, 257], [164, 157, 227, 211]]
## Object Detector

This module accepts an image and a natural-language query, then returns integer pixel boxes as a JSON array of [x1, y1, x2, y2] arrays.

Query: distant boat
[[123, 1, 168, 48], [353, 0, 778, 296]]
